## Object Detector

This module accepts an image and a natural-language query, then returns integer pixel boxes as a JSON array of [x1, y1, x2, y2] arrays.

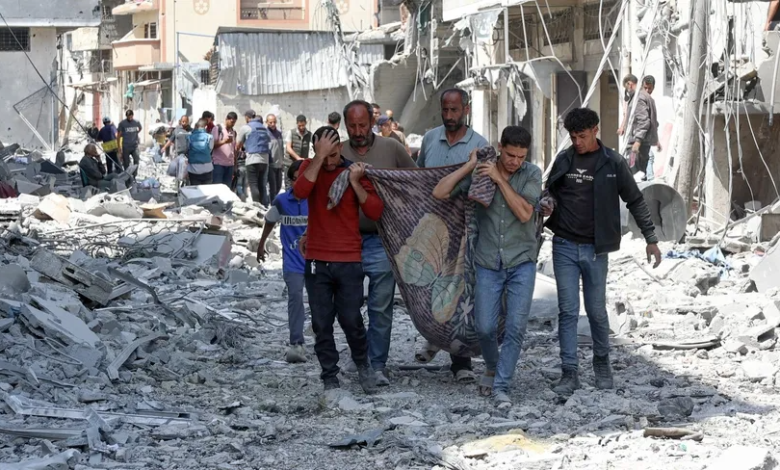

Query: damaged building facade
[[0, 0, 101, 150], [439, 0, 780, 229]]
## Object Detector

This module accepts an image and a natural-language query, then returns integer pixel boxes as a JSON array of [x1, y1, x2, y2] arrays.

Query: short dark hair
[[296, 114, 307, 123], [125, 110, 134, 117], [288, 159, 304, 182], [227, 112, 238, 120], [643, 75, 656, 87], [563, 108, 600, 133], [328, 112, 341, 125], [623, 74, 638, 85], [343, 100, 373, 123], [201, 111, 215, 120], [313, 125, 340, 143], [500, 126, 532, 149], [441, 89, 469, 107], [371, 103, 381, 110], [244, 110, 256, 119]]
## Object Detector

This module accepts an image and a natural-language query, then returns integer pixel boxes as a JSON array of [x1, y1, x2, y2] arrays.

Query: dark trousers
[[212, 164, 234, 186], [246, 163, 269, 206], [304, 260, 368, 382], [188, 172, 213, 186], [268, 167, 283, 202], [105, 151, 120, 174], [121, 147, 140, 176], [629, 143, 651, 179]]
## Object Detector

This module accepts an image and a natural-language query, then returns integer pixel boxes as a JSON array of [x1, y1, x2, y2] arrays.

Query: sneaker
[[285, 345, 307, 364], [323, 378, 340, 390], [553, 368, 581, 396], [593, 355, 614, 390], [356, 364, 377, 394], [374, 369, 390, 387]]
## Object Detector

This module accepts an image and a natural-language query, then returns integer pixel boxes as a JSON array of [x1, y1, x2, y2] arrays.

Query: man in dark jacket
[[79, 144, 114, 189], [619, 74, 658, 180], [544, 108, 661, 396]]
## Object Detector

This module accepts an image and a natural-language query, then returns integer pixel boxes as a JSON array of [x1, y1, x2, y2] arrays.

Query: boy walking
[[433, 126, 542, 406], [257, 160, 309, 363], [293, 126, 383, 393]]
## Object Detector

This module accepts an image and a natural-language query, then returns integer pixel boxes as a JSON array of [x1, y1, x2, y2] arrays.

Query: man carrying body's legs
[[414, 88, 490, 384], [544, 108, 661, 396], [294, 126, 383, 393]]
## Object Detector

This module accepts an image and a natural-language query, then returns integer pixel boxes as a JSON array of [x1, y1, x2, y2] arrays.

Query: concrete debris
[[709, 446, 778, 470], [0, 142, 778, 469]]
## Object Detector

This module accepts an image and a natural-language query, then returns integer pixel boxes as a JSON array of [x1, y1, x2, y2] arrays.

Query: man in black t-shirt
[[543, 108, 661, 397]]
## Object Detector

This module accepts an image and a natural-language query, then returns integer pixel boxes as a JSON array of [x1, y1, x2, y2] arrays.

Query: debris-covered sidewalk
[[0, 142, 779, 470]]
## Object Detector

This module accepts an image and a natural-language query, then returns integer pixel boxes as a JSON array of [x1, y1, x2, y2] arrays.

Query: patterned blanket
[[328, 151, 503, 357]]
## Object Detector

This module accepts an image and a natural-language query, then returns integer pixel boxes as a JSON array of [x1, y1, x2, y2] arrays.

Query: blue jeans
[[362, 234, 396, 371], [475, 261, 536, 394], [212, 164, 234, 186], [283, 271, 306, 345], [552, 236, 610, 370]]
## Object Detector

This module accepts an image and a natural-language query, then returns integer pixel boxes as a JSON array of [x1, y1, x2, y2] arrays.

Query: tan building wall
[[160, 0, 237, 64]]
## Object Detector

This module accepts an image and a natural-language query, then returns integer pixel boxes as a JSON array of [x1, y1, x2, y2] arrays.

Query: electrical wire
[[0, 9, 92, 138]]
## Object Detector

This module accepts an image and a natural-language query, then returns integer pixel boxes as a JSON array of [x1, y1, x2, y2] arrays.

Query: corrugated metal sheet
[[216, 31, 384, 96]]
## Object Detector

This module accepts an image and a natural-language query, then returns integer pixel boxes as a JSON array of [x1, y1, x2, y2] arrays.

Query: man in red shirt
[[294, 126, 384, 393]]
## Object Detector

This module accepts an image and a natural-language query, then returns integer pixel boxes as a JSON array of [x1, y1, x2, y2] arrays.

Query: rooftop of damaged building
[[0, 136, 779, 469]]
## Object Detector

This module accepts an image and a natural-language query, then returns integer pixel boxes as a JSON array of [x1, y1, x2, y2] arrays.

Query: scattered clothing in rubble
[[666, 246, 733, 277]]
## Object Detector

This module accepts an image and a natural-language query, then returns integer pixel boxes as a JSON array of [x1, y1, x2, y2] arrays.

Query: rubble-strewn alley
[[0, 139, 779, 470]]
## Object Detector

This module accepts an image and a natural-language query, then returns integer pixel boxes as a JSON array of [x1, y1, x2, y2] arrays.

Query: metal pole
[[173, 0, 178, 116], [674, 0, 708, 214]]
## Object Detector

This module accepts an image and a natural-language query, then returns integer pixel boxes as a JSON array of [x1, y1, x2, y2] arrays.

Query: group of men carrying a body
[[258, 87, 661, 405]]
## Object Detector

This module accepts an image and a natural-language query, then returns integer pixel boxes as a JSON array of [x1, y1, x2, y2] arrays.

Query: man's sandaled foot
[[415, 342, 441, 363], [456, 369, 477, 384], [478, 371, 495, 396]]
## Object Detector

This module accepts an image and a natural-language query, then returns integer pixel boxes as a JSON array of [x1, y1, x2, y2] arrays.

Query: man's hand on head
[[313, 130, 340, 160]]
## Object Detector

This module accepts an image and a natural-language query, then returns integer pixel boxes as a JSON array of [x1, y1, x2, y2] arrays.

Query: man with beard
[[415, 88, 489, 384], [338, 100, 415, 386], [618, 74, 658, 181]]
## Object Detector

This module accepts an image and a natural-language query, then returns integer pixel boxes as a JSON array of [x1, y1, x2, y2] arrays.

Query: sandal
[[478, 371, 494, 395], [414, 342, 441, 363]]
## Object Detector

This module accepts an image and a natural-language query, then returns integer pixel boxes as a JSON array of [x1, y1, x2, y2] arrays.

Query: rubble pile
[[0, 145, 779, 469]]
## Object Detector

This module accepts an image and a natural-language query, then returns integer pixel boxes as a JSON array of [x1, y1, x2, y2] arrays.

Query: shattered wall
[[706, 114, 780, 226], [216, 88, 351, 135], [0, 28, 58, 149]]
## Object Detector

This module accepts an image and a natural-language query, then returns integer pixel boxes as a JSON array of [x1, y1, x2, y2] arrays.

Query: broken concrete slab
[[33, 193, 71, 224], [179, 184, 240, 213], [118, 232, 232, 269], [0, 264, 30, 298], [0, 449, 81, 470], [106, 332, 168, 381], [20, 300, 100, 349], [751, 245, 780, 294]]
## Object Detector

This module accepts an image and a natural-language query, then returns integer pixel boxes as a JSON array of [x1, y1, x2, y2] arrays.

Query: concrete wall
[[706, 114, 780, 226], [216, 87, 350, 135], [0, 28, 58, 149], [160, 0, 237, 65]]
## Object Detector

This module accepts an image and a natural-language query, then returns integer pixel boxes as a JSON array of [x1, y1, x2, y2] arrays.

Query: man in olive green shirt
[[433, 126, 542, 407]]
